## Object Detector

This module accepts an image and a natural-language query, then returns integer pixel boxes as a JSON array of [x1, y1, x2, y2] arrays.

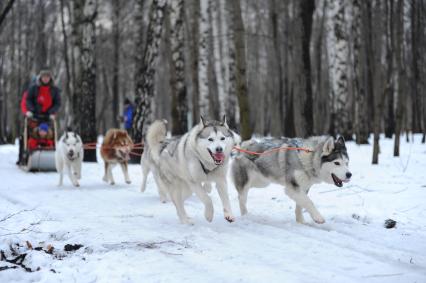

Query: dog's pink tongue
[[213, 152, 225, 162]]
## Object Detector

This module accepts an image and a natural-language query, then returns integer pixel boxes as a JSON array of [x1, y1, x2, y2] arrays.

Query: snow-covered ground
[[1, 135, 426, 283]]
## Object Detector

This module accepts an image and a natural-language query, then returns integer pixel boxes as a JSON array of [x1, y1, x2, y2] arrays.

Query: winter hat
[[39, 123, 49, 132], [39, 68, 52, 77]]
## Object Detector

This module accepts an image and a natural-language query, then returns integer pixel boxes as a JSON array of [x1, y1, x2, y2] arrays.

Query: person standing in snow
[[25, 68, 61, 121], [122, 98, 135, 135]]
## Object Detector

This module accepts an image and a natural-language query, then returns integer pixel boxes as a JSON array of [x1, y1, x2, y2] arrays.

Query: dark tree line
[[0, 0, 425, 164]]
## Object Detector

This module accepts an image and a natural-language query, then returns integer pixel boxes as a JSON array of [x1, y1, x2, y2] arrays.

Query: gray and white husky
[[231, 136, 352, 224], [55, 131, 84, 187], [141, 117, 240, 224]]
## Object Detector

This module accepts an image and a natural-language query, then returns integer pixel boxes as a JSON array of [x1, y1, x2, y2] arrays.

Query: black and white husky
[[141, 117, 240, 224], [231, 136, 352, 224], [55, 132, 84, 187]]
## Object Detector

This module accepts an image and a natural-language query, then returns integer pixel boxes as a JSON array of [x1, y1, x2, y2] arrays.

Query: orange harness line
[[232, 146, 314, 155], [82, 142, 144, 150]]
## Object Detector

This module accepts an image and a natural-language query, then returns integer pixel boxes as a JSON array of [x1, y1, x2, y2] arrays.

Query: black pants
[[16, 136, 26, 165]]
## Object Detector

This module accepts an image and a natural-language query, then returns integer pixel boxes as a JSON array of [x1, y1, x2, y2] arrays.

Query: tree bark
[[327, 0, 352, 139], [353, 0, 369, 144], [60, 0, 72, 127], [393, 0, 405, 157], [300, 0, 315, 137], [231, 0, 251, 140], [111, 0, 120, 128], [0, 0, 15, 31], [74, 0, 98, 162], [198, 0, 209, 117], [169, 0, 188, 134], [132, 0, 167, 143]]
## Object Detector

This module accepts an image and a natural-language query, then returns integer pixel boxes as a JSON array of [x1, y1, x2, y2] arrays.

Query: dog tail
[[146, 120, 167, 160]]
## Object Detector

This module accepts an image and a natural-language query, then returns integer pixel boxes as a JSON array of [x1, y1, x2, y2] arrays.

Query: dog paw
[[313, 216, 325, 224], [125, 180, 131, 184], [102, 176, 108, 183], [181, 217, 194, 225], [225, 215, 235, 223], [74, 183, 80, 188], [110, 181, 115, 186], [296, 216, 305, 224]]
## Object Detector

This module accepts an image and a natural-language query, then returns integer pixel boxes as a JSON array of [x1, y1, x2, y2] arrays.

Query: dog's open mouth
[[208, 150, 225, 165], [331, 174, 343, 187]]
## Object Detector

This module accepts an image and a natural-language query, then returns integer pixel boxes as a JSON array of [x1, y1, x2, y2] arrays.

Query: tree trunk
[[225, 0, 238, 130], [0, 0, 15, 31], [60, 0, 72, 128], [132, 0, 167, 143], [353, 0, 369, 144], [327, 0, 352, 139], [231, 0, 251, 140], [169, 0, 188, 135], [207, 0, 220, 119], [111, 0, 120, 128], [300, 0, 315, 137], [198, 0, 209, 117], [189, 0, 200, 127], [74, 0, 98, 162], [394, 0, 405, 157], [34, 1, 47, 73]]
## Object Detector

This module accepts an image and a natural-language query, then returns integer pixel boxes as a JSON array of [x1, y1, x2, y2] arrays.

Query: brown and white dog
[[101, 129, 134, 185]]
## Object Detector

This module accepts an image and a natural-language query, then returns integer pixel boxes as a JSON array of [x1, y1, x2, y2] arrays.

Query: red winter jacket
[[20, 90, 29, 115], [26, 81, 61, 116]]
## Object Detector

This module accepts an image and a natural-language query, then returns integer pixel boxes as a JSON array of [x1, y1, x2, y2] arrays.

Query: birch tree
[[327, 0, 351, 139], [73, 0, 98, 162], [198, 0, 209, 117], [111, 0, 120, 128], [169, 0, 188, 135], [132, 0, 167, 143]]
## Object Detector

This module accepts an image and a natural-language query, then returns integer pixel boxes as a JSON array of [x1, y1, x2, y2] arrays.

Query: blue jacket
[[124, 104, 134, 130]]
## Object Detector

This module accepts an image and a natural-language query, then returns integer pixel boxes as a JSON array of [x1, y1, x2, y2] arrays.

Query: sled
[[19, 117, 58, 172]]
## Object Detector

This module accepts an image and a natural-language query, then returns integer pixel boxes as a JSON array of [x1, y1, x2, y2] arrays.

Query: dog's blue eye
[[334, 162, 340, 166], [208, 138, 214, 142], [220, 137, 225, 141]]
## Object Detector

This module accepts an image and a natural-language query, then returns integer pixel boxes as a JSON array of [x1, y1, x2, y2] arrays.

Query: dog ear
[[200, 116, 207, 127], [323, 137, 335, 155], [65, 132, 69, 139], [335, 136, 346, 149], [220, 115, 228, 128]]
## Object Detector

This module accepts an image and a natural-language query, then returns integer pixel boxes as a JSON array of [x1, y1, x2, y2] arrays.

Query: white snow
[[1, 135, 426, 283]]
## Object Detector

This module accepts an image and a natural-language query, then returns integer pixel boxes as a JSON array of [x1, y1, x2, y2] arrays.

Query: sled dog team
[[55, 116, 352, 225]]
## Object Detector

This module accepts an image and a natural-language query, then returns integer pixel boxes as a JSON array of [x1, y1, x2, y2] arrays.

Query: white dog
[[55, 132, 84, 187], [141, 117, 240, 224]]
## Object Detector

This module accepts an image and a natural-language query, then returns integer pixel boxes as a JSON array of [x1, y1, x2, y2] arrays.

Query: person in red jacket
[[26, 68, 61, 121], [27, 122, 54, 150]]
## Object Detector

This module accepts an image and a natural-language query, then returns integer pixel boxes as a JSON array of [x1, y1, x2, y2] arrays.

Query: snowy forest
[[0, 0, 425, 163]]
